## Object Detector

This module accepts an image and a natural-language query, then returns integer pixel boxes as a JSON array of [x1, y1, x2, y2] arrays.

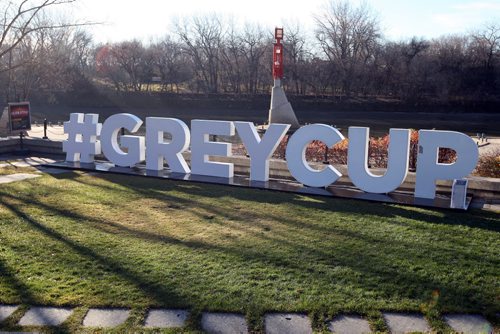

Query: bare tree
[[239, 23, 268, 94], [399, 37, 430, 100], [0, 0, 82, 65], [426, 35, 467, 99], [284, 22, 309, 94], [315, 0, 380, 97], [305, 57, 334, 95], [471, 23, 500, 70], [1, 23, 95, 102], [0, 0, 95, 102], [94, 44, 127, 91], [70, 29, 93, 75], [174, 15, 225, 94], [147, 37, 191, 93], [219, 20, 243, 93], [110, 40, 146, 91], [3, 32, 41, 100]]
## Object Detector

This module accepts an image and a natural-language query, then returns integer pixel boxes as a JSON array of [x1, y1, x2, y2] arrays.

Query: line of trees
[[0, 0, 92, 103], [1, 0, 499, 105]]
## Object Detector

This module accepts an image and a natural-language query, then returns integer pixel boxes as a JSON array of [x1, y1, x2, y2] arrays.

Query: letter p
[[415, 130, 479, 199]]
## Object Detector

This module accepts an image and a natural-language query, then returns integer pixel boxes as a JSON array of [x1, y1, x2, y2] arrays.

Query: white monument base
[[268, 79, 300, 129]]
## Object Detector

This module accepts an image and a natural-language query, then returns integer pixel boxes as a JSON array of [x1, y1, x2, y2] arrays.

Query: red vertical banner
[[273, 44, 284, 79], [8, 102, 31, 132]]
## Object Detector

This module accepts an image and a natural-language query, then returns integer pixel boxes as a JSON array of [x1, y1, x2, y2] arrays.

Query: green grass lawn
[[0, 169, 498, 333]]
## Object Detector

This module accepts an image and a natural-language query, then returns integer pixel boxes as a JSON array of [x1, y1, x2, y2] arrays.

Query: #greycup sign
[[62, 113, 480, 201]]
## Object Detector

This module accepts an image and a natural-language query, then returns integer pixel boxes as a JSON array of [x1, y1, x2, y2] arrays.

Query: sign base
[[44, 161, 472, 211]]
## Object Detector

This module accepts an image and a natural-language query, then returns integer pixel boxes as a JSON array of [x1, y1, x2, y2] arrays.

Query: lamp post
[[43, 118, 48, 139]]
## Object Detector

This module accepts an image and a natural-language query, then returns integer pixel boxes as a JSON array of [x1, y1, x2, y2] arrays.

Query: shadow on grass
[[0, 260, 38, 304], [1, 172, 499, 318], [7, 174, 497, 271], [76, 173, 499, 311], [87, 171, 500, 233], [0, 260, 76, 333], [0, 198, 188, 310]]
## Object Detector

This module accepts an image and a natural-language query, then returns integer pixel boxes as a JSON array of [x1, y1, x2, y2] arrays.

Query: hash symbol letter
[[63, 113, 102, 163]]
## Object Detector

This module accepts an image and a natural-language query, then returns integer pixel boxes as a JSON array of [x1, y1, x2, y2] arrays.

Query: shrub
[[474, 148, 500, 178], [272, 137, 349, 164]]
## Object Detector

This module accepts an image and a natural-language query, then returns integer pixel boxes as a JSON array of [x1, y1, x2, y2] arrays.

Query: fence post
[[323, 145, 329, 164], [43, 118, 48, 139]]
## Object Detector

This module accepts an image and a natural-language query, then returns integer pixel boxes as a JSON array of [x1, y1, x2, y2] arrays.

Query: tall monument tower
[[268, 27, 300, 129]]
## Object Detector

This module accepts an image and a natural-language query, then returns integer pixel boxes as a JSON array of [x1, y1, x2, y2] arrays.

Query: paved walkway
[[0, 173, 40, 184], [0, 156, 57, 168], [0, 156, 69, 185], [476, 137, 500, 156], [0, 305, 495, 333]]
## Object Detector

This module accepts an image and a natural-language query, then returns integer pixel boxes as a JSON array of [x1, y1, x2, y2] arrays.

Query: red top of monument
[[275, 27, 283, 40], [273, 27, 284, 79]]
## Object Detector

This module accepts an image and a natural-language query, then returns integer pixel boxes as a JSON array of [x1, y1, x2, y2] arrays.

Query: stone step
[[0, 305, 19, 323], [18, 307, 73, 327], [82, 308, 130, 328], [328, 315, 372, 334], [383, 312, 431, 334], [144, 309, 189, 328], [201, 312, 248, 334], [444, 314, 493, 334], [264, 313, 312, 334]]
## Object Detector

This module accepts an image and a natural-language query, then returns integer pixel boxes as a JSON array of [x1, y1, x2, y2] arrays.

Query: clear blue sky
[[73, 0, 500, 42]]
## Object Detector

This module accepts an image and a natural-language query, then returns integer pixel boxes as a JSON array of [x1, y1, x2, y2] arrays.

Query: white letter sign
[[146, 117, 190, 173], [63, 113, 101, 163], [415, 130, 479, 199], [348, 127, 410, 194], [101, 113, 144, 167], [286, 124, 344, 187], [191, 120, 235, 178], [63, 113, 482, 205], [235, 122, 290, 182]]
